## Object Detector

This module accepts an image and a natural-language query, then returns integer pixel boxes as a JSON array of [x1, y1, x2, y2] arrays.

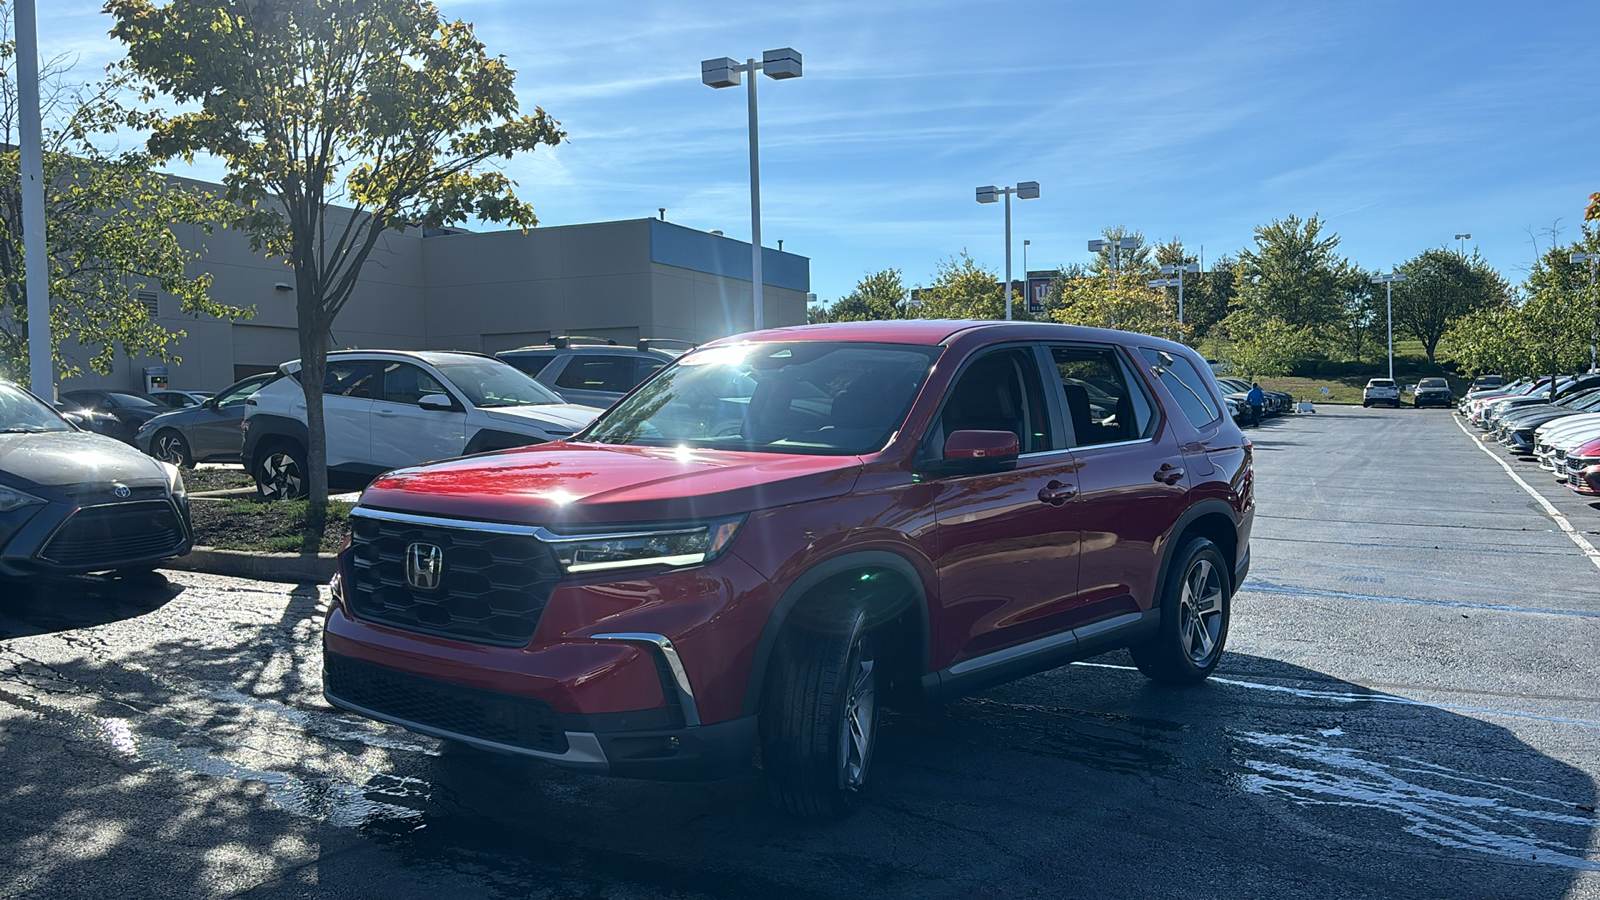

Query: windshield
[[582, 341, 941, 456], [434, 359, 564, 408], [1419, 378, 1448, 388], [0, 383, 73, 434]]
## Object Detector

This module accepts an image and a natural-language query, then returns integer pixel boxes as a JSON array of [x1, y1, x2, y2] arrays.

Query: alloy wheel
[[1178, 558, 1225, 666], [259, 452, 303, 500], [838, 635, 876, 791], [153, 433, 188, 467]]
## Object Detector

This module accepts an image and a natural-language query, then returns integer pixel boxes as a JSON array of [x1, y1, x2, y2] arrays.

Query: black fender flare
[[464, 428, 544, 456], [243, 414, 308, 469], [1154, 498, 1241, 598], [740, 549, 931, 718]]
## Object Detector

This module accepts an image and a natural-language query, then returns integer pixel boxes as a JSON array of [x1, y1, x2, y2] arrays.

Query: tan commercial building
[[64, 214, 810, 392]]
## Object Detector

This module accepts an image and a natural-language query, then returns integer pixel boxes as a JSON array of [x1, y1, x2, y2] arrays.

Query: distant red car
[[323, 321, 1254, 817], [1565, 436, 1600, 495]]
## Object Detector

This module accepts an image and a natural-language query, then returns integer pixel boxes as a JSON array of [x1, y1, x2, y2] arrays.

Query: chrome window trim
[[592, 632, 701, 727]]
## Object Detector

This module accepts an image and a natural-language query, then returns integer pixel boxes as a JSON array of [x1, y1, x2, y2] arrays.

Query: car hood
[[479, 403, 603, 433], [360, 442, 862, 525], [0, 430, 169, 489], [1505, 409, 1583, 429], [137, 406, 199, 432], [1537, 413, 1600, 441]]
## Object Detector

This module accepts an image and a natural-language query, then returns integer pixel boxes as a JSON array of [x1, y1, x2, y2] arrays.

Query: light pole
[[16, 0, 51, 398], [976, 181, 1040, 319], [1372, 272, 1407, 381], [1088, 237, 1138, 289], [701, 48, 802, 331], [1159, 262, 1200, 326], [1455, 233, 1472, 257], [1572, 251, 1599, 372]]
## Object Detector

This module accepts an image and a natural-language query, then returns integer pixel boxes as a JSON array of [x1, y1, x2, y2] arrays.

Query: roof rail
[[550, 335, 619, 349], [636, 338, 698, 354]]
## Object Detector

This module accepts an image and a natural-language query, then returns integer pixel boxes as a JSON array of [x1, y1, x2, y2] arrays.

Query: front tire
[[760, 609, 878, 818], [1130, 537, 1231, 685], [254, 442, 308, 501], [152, 430, 194, 468]]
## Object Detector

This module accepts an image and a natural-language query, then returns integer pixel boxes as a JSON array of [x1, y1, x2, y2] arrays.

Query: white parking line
[[1453, 415, 1600, 572]]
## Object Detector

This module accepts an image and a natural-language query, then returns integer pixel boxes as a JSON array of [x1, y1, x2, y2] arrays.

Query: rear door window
[[322, 360, 382, 398], [555, 356, 638, 393], [501, 355, 554, 377], [1140, 348, 1220, 429], [1045, 344, 1156, 447]]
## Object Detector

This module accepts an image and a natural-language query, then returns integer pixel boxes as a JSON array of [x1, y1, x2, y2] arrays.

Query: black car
[[495, 336, 691, 408], [1, 381, 192, 577], [58, 389, 169, 444], [1412, 377, 1454, 408]]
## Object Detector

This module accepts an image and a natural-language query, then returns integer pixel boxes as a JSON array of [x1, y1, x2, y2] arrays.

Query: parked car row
[[115, 337, 692, 499], [1212, 377, 1290, 426], [1459, 374, 1600, 497]]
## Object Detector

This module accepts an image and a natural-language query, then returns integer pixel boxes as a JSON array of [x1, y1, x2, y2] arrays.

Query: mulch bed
[[189, 498, 352, 554], [183, 466, 256, 493]]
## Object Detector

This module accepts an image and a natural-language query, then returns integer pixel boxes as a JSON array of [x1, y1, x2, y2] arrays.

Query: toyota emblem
[[405, 542, 444, 591], [112, 484, 131, 499]]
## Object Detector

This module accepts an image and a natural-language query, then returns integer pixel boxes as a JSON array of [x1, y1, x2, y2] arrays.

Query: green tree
[[110, 0, 565, 508], [814, 268, 909, 323], [1220, 313, 1320, 378], [1050, 277, 1185, 341], [1087, 226, 1154, 287], [0, 6, 247, 385], [1234, 214, 1346, 335], [1390, 248, 1509, 364], [1334, 264, 1381, 363], [1442, 306, 1523, 377], [912, 252, 1012, 320]]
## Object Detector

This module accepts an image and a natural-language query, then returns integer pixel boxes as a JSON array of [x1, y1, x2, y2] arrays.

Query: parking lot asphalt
[[1, 406, 1597, 899]]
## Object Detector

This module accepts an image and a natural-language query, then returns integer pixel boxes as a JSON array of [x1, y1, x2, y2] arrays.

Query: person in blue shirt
[[1246, 383, 1265, 427]]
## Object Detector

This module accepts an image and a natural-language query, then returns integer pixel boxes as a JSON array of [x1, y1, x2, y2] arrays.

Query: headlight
[[160, 461, 186, 499], [541, 516, 745, 574], [0, 484, 44, 513]]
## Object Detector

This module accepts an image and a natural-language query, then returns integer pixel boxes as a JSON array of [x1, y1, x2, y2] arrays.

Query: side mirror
[[925, 430, 1019, 476], [417, 393, 454, 411], [201, 397, 218, 409]]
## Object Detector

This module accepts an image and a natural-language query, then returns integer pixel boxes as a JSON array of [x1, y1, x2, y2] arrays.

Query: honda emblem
[[405, 542, 444, 591]]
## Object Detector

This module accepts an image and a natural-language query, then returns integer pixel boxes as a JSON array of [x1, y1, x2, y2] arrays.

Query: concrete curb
[[163, 547, 337, 583]]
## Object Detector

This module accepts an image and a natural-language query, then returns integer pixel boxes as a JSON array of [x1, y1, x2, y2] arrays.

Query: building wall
[[54, 209, 807, 393]]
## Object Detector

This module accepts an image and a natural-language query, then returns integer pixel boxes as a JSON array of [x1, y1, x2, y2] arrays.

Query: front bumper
[[322, 648, 759, 780], [0, 495, 192, 577]]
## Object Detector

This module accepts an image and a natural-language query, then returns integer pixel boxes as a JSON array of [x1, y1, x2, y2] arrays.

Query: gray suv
[[495, 337, 690, 408]]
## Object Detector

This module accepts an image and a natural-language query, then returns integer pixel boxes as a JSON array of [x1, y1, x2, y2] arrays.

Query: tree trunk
[[296, 284, 330, 511], [1423, 333, 1439, 365]]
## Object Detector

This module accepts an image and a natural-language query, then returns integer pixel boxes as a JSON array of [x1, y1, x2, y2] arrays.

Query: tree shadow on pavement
[[0, 593, 1595, 900]]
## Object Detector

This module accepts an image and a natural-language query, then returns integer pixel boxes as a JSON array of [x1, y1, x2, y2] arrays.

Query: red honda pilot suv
[[324, 320, 1254, 817]]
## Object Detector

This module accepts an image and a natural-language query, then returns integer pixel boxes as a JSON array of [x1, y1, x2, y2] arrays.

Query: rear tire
[[254, 442, 308, 501], [760, 609, 878, 818], [1130, 537, 1231, 685]]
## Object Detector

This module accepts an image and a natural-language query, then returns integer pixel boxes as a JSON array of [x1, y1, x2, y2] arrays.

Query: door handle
[[1037, 480, 1077, 506], [374, 410, 399, 418], [1154, 463, 1185, 485]]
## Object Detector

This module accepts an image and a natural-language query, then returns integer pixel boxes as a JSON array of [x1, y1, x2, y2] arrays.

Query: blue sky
[[40, 0, 1600, 303]]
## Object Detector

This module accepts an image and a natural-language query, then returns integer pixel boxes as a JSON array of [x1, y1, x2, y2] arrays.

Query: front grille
[[41, 501, 185, 567], [324, 653, 568, 754], [348, 513, 563, 646]]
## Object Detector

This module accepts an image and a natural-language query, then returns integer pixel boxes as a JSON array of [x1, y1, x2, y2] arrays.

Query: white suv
[[1362, 378, 1401, 408], [242, 350, 604, 499]]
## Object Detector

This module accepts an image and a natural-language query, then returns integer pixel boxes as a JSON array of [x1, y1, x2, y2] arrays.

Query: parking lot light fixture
[[1372, 272, 1407, 381], [1088, 237, 1139, 289], [1159, 262, 1201, 327], [701, 48, 802, 332], [1455, 233, 1472, 257], [975, 181, 1040, 319]]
